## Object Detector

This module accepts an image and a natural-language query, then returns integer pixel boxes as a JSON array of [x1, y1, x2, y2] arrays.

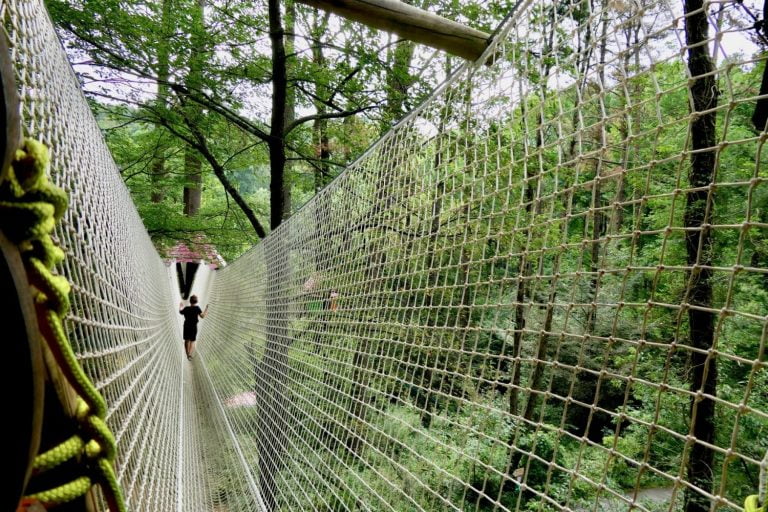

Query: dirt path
[[574, 487, 675, 511]]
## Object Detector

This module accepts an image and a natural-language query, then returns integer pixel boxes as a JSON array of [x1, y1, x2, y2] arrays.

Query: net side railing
[[1, 1, 218, 510], [186, 266, 268, 511], [199, 1, 768, 511]]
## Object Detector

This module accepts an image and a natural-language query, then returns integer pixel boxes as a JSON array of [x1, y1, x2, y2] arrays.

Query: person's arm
[[179, 301, 185, 314], [200, 305, 209, 319]]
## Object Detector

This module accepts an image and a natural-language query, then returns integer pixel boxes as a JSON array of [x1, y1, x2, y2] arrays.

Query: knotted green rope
[[31, 436, 84, 473], [1, 140, 125, 512], [745, 495, 766, 512]]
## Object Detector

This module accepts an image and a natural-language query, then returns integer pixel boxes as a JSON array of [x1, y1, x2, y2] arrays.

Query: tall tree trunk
[[258, 2, 290, 509], [183, 151, 202, 215], [508, 5, 557, 420], [516, 102, 550, 424], [419, 141, 445, 430], [268, 0, 287, 231], [611, 4, 644, 233], [150, 0, 173, 203], [585, 6, 609, 333], [682, 2, 718, 511], [282, 0, 296, 221], [507, 5, 569, 487], [382, 31, 415, 133], [508, 193, 534, 419], [183, 0, 205, 216], [311, 10, 331, 192], [256, 238, 289, 512], [312, 116, 330, 192]]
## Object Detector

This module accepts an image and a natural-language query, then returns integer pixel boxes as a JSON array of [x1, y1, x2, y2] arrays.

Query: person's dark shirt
[[180, 305, 203, 326]]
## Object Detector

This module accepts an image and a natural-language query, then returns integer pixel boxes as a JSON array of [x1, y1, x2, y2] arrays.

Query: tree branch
[[158, 116, 269, 239], [285, 103, 379, 134]]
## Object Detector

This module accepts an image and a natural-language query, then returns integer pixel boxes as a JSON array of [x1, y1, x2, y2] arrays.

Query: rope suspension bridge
[[2, 0, 767, 511]]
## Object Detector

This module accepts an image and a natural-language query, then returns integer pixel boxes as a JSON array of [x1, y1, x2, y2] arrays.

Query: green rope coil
[[2, 140, 125, 512], [31, 436, 84, 473], [26, 477, 92, 507]]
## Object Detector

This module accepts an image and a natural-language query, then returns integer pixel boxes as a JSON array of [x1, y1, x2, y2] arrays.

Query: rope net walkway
[[2, 1, 238, 510], [4, 0, 767, 511]]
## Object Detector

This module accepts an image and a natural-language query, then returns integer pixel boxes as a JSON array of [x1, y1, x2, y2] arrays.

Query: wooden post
[[1, 28, 21, 181], [1, 232, 45, 511], [295, 0, 490, 61]]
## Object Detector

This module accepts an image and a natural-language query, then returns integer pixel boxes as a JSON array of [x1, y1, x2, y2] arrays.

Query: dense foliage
[[49, 0, 506, 258]]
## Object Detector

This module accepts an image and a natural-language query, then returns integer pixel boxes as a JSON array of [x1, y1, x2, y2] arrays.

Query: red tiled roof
[[163, 236, 226, 268]]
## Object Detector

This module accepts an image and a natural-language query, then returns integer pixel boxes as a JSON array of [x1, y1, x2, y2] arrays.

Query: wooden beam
[[1, 232, 45, 511], [1, 28, 21, 180], [295, 0, 490, 61]]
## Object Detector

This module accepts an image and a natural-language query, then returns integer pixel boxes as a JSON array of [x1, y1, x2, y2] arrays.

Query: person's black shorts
[[183, 323, 198, 341]]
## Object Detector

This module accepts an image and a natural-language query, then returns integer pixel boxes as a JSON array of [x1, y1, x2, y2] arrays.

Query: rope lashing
[[1, 139, 125, 511]]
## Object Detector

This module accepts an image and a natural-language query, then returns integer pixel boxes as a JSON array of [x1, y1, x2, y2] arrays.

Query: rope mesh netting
[[1, 1, 240, 510], [3, 0, 768, 511]]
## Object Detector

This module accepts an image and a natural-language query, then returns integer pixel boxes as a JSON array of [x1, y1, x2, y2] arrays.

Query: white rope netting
[[200, 2, 768, 511], [2, 1, 218, 510], [3, 0, 767, 511]]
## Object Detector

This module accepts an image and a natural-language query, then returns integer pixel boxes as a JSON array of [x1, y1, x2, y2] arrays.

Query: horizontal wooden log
[[296, 0, 491, 61]]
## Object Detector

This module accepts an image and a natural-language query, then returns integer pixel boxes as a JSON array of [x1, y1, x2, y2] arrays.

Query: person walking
[[179, 295, 208, 360]]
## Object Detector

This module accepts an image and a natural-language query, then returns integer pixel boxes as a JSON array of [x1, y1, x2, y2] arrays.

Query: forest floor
[[575, 487, 674, 511]]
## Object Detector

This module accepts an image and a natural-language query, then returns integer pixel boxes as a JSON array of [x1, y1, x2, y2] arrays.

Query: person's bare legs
[[185, 340, 192, 359]]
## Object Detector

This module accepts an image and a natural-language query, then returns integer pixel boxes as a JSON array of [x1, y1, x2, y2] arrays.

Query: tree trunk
[[256, 238, 290, 512], [508, 221, 533, 418], [382, 30, 415, 132], [183, 150, 202, 215], [585, 7, 609, 333], [282, 0, 296, 221], [312, 116, 330, 192], [183, 0, 205, 216], [506, 0, 562, 421], [506, 4, 563, 488], [268, 0, 287, 231], [258, 1, 290, 509], [150, 0, 173, 203], [311, 10, 332, 192], [420, 171, 444, 430], [682, 1, 718, 511], [519, 255, 561, 423]]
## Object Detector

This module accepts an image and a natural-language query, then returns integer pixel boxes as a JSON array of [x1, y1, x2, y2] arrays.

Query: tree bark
[[682, 2, 719, 511], [382, 27, 415, 132], [183, 0, 205, 216], [150, 0, 173, 203], [282, 0, 296, 221], [508, 11, 555, 420], [506, 4, 560, 487], [258, 2, 291, 509], [311, 10, 332, 192], [268, 0, 287, 230], [183, 151, 202, 215], [585, 6, 609, 333]]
